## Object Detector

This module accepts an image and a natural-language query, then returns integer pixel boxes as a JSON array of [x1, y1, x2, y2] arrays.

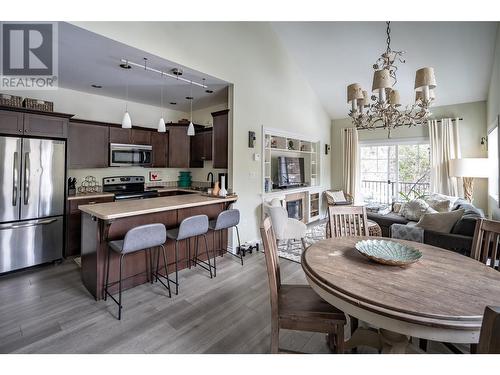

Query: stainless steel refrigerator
[[0, 136, 65, 273]]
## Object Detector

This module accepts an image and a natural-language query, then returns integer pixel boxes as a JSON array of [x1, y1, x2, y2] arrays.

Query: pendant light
[[158, 82, 166, 132], [121, 80, 132, 129], [187, 83, 195, 136]]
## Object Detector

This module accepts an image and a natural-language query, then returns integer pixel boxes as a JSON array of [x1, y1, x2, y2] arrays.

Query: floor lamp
[[449, 158, 490, 202]]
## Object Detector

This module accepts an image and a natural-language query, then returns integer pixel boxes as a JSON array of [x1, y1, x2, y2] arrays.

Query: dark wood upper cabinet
[[109, 127, 151, 145], [212, 109, 229, 169], [23, 113, 68, 138], [190, 130, 213, 168], [68, 121, 110, 168], [151, 131, 168, 167], [0, 109, 24, 135], [131, 129, 151, 145], [109, 127, 131, 144], [168, 125, 190, 168]]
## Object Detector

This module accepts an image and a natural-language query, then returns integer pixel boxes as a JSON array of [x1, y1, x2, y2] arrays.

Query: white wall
[[487, 23, 500, 219], [331, 101, 489, 211], [73, 22, 331, 243]]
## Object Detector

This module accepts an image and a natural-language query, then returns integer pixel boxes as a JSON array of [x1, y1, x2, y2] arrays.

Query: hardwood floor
[[0, 252, 459, 354]]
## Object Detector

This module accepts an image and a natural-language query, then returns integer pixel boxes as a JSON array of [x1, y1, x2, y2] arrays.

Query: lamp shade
[[357, 90, 369, 108], [372, 69, 391, 93], [121, 111, 132, 129], [187, 121, 195, 136], [347, 83, 363, 103], [449, 158, 491, 178], [415, 89, 436, 101], [389, 89, 401, 106], [414, 67, 437, 90], [158, 117, 166, 132]]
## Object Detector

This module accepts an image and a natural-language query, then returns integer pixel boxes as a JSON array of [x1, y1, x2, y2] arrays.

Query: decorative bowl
[[355, 239, 422, 266]]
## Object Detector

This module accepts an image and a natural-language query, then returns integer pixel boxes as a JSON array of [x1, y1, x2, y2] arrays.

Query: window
[[360, 140, 431, 204], [489, 126, 499, 203]]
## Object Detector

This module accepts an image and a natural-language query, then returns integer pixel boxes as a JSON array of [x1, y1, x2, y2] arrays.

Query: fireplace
[[285, 192, 306, 222], [286, 199, 303, 221]]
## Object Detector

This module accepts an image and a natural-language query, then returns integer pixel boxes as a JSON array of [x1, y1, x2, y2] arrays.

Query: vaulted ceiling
[[271, 22, 498, 119]]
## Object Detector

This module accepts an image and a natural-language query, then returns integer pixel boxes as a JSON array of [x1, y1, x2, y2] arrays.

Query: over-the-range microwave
[[109, 143, 153, 167]]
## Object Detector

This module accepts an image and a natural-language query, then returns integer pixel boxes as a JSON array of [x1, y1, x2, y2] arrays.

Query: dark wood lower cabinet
[[65, 196, 114, 257], [80, 202, 228, 300]]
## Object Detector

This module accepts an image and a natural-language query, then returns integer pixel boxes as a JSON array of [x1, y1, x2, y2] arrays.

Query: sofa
[[367, 199, 485, 256]]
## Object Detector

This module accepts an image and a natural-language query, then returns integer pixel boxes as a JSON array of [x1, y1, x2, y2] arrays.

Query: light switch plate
[[253, 153, 260, 161]]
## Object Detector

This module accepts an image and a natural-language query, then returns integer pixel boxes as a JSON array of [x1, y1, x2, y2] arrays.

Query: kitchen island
[[78, 193, 238, 300]]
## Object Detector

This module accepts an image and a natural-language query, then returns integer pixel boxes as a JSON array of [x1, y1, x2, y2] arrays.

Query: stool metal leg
[[175, 240, 179, 295], [235, 226, 243, 266], [155, 246, 161, 282], [160, 244, 172, 298], [118, 254, 124, 320], [104, 246, 111, 301], [203, 234, 213, 278]]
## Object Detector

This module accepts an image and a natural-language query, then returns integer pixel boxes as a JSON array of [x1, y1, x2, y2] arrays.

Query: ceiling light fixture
[[121, 77, 132, 129], [158, 79, 166, 133], [347, 22, 437, 137], [91, 84, 102, 89], [170, 102, 177, 105], [202, 78, 213, 94], [119, 58, 207, 88], [187, 84, 195, 136]]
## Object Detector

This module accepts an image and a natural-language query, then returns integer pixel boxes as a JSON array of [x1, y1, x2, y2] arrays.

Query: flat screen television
[[277, 156, 305, 188]]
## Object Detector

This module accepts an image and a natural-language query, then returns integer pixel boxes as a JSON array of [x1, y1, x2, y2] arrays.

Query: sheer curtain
[[342, 128, 359, 199], [429, 118, 461, 196]]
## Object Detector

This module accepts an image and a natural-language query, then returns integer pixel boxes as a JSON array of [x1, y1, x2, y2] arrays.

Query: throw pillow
[[401, 199, 436, 221], [426, 193, 460, 207], [425, 197, 452, 212], [416, 209, 465, 233]]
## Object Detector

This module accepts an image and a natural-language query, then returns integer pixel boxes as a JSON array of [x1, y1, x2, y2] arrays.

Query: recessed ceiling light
[[185, 96, 194, 100], [119, 63, 131, 69], [91, 84, 102, 89], [205, 89, 214, 94], [169, 102, 177, 105]]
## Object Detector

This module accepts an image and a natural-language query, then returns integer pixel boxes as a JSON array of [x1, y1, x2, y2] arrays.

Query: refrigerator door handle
[[12, 151, 18, 206], [23, 152, 30, 205], [0, 218, 57, 230]]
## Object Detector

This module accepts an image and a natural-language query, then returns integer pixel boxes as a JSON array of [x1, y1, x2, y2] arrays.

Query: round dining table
[[301, 236, 500, 353]]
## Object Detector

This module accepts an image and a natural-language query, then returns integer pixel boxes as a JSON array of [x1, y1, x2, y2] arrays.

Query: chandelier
[[347, 22, 437, 137]]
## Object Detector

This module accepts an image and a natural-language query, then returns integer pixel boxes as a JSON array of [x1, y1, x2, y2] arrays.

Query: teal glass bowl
[[355, 239, 422, 266]]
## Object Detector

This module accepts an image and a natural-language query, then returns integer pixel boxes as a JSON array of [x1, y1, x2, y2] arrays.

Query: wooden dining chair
[[260, 217, 346, 354], [471, 218, 500, 270], [326, 205, 368, 239], [477, 306, 500, 354]]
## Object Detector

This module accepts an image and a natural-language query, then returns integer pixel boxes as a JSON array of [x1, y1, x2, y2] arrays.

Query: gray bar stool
[[104, 223, 170, 320], [165, 214, 211, 295], [209, 209, 243, 277]]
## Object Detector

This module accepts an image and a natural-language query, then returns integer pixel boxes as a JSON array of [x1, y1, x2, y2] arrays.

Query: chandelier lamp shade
[[347, 22, 437, 136]]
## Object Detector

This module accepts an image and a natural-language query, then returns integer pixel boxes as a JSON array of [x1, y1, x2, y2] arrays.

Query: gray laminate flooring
[[0, 252, 458, 354]]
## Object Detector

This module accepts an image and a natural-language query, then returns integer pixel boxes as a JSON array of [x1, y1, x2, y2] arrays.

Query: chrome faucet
[[207, 172, 214, 188]]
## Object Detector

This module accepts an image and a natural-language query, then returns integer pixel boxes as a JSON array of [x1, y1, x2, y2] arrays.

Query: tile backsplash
[[68, 161, 228, 192]]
